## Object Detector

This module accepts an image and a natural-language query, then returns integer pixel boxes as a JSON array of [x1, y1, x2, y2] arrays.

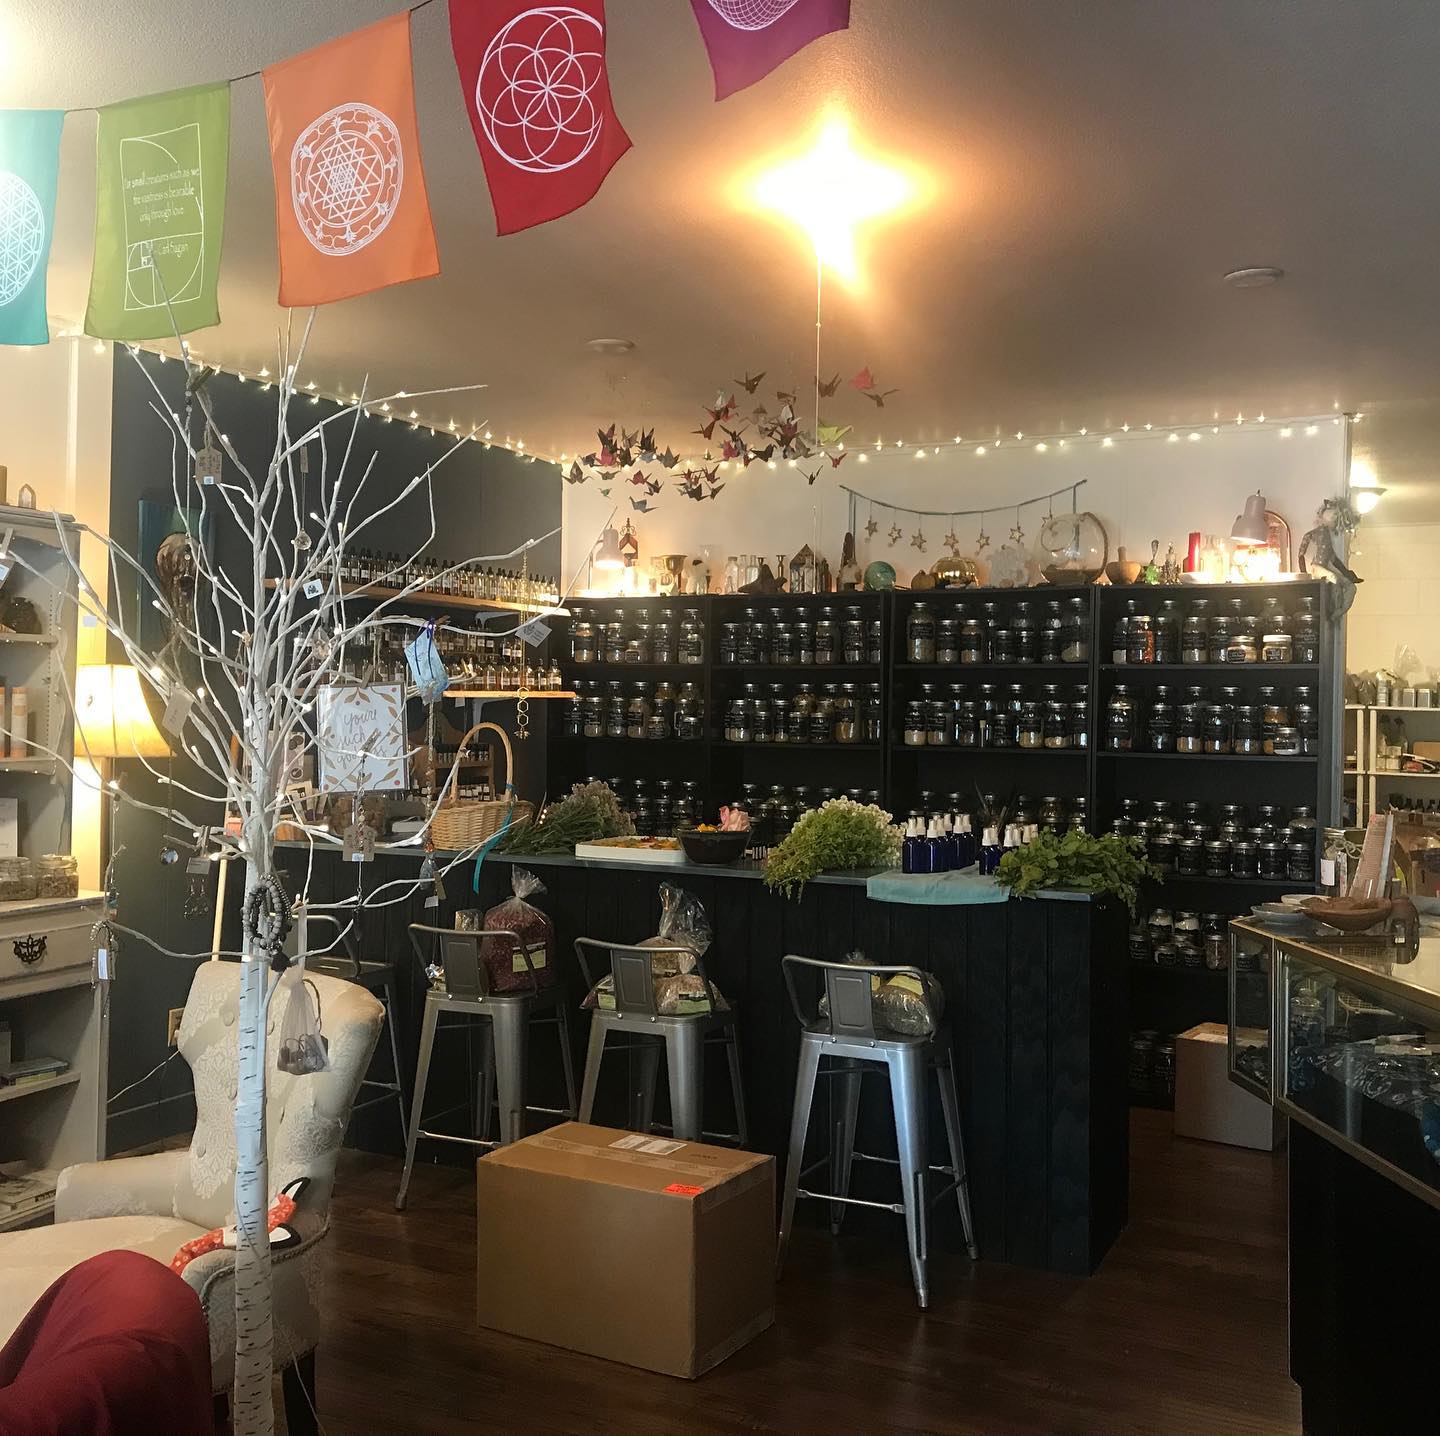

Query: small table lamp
[[75, 664, 172, 873]]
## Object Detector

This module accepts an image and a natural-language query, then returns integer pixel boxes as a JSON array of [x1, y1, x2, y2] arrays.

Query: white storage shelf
[[0, 512, 103, 1233]]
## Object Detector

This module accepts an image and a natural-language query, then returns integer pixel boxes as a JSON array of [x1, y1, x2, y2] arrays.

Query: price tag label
[[517, 617, 550, 648], [0, 557, 12, 587], [298, 447, 310, 477], [160, 688, 195, 737], [96, 947, 116, 980], [343, 823, 375, 863], [303, 579, 324, 600], [195, 443, 222, 487]]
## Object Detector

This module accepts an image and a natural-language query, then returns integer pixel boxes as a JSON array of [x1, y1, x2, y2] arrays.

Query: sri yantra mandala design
[[476, 7, 607, 173], [291, 103, 404, 257]]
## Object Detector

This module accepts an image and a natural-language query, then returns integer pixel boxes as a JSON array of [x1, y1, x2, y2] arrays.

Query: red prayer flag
[[264, 12, 439, 307], [689, 0, 850, 101], [448, 0, 632, 235]]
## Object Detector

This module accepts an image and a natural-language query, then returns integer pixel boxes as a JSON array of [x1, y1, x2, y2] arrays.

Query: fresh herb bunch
[[764, 797, 902, 898], [498, 780, 634, 855], [995, 828, 1160, 912]]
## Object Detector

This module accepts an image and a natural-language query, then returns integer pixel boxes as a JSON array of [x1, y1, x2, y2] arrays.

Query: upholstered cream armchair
[[0, 961, 382, 1421]]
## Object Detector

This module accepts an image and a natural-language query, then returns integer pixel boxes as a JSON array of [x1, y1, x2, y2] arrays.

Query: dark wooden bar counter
[[271, 846, 1130, 1276]]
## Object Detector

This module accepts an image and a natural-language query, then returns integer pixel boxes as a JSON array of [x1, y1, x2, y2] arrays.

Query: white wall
[[562, 418, 1347, 589], [1346, 522, 1440, 677]]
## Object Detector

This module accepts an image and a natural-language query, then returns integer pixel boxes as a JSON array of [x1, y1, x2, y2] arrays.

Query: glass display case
[[1276, 937, 1440, 1214], [1228, 919, 1279, 1101]]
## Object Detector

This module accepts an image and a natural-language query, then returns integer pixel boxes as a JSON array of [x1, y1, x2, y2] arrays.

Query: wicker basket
[[429, 721, 533, 851]]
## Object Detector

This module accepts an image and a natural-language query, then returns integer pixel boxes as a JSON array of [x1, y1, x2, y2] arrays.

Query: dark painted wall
[[105, 351, 561, 1151]]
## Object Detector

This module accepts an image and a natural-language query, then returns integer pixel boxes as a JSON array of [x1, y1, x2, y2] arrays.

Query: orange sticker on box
[[664, 1182, 704, 1196]]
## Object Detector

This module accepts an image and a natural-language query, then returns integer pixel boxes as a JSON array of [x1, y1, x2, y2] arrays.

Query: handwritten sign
[[315, 683, 407, 793]]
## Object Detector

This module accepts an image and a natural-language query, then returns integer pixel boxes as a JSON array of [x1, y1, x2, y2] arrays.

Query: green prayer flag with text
[[85, 82, 229, 340]]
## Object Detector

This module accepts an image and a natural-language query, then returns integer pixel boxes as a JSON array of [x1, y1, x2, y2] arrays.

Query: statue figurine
[[738, 560, 785, 595], [1141, 539, 1161, 585], [1161, 544, 1182, 586], [1298, 496, 1363, 615]]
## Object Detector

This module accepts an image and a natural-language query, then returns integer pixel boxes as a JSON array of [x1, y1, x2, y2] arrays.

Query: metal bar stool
[[287, 910, 408, 1143], [775, 954, 978, 1308], [395, 924, 577, 1210], [574, 938, 747, 1146]]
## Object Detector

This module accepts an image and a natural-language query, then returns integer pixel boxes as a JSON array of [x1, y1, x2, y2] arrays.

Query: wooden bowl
[[1105, 559, 1143, 585], [1298, 897, 1393, 933]]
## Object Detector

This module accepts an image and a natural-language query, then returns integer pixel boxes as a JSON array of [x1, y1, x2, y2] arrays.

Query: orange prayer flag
[[263, 12, 439, 307]]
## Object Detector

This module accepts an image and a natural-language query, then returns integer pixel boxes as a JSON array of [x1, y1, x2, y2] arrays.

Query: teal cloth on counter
[[865, 868, 1010, 905]]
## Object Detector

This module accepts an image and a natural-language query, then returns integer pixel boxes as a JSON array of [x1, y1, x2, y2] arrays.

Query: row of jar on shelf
[[574, 778, 882, 840], [1131, 909, 1237, 971], [1105, 682, 1320, 756], [901, 683, 1090, 750], [903, 598, 1089, 665], [559, 680, 886, 745], [1107, 796, 1319, 882], [1109, 593, 1322, 666], [336, 629, 567, 691]]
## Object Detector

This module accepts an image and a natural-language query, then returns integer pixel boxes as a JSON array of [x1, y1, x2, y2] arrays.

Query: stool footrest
[[795, 1188, 905, 1215], [415, 1128, 499, 1151]]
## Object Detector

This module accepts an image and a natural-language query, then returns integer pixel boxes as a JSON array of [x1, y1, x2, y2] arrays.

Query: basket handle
[[445, 721, 516, 808]]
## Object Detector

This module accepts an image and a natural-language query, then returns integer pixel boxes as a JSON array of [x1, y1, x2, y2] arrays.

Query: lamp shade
[[76, 664, 171, 760], [1230, 491, 1270, 547], [593, 525, 623, 571]]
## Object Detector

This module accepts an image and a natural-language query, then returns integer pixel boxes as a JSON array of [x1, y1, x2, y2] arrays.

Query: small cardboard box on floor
[[475, 1123, 775, 1378], [1174, 1023, 1284, 1151]]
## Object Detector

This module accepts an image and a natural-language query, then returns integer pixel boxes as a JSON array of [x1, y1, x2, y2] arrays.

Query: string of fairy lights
[[45, 331, 1356, 483]]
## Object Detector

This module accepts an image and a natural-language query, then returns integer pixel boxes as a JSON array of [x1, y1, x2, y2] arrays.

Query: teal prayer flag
[[86, 83, 229, 340], [0, 110, 64, 346]]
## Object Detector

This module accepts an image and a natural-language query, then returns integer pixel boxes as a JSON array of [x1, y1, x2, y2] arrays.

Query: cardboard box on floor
[[475, 1123, 775, 1378], [1174, 1023, 1284, 1151]]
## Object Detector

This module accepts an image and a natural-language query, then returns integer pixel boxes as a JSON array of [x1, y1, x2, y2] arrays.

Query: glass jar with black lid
[[1288, 837, 1316, 883], [1207, 610, 1233, 665], [571, 612, 597, 663], [1061, 598, 1089, 663], [737, 612, 759, 663], [675, 684, 703, 741], [960, 617, 985, 664], [772, 621, 796, 665], [991, 626, 1017, 664], [723, 692, 751, 743], [1155, 600, 1181, 664], [794, 614, 815, 665], [1204, 699, 1232, 754], [1181, 601, 1209, 664], [843, 607, 867, 665], [1012, 601, 1038, 664], [1043, 701, 1069, 748], [787, 684, 813, 742], [1069, 688, 1090, 748], [927, 694, 954, 746], [907, 603, 936, 664], [1148, 830, 1177, 873], [1040, 601, 1063, 665], [1259, 839, 1288, 879], [1204, 837, 1231, 876], [903, 700, 927, 747], [1293, 597, 1320, 664], [750, 684, 773, 743], [1127, 614, 1156, 666], [1176, 699, 1202, 753], [868, 617, 884, 664], [810, 688, 835, 743], [1230, 838, 1259, 877], [1232, 704, 1262, 755], [834, 685, 859, 744], [626, 682, 652, 739], [937, 617, 961, 665], [956, 701, 980, 747], [814, 608, 838, 665], [648, 680, 674, 740], [1176, 837, 1204, 876], [1018, 701, 1044, 749], [1107, 684, 1137, 750], [862, 684, 883, 742], [651, 621, 676, 665], [719, 622, 741, 665], [746, 611, 769, 664], [1147, 685, 1175, 753], [603, 622, 626, 664]]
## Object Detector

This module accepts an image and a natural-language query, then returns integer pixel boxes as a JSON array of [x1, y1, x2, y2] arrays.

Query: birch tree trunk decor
[[16, 314, 560, 1434]]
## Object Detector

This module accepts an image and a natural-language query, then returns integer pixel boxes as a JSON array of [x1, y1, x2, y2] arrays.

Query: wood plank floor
[[314, 1112, 1299, 1434]]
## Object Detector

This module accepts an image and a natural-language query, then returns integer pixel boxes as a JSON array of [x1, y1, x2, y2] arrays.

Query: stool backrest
[[573, 938, 710, 1017], [781, 953, 931, 1040], [407, 924, 533, 999]]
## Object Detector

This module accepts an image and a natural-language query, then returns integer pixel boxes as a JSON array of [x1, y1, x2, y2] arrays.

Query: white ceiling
[[7, 0, 1440, 488]]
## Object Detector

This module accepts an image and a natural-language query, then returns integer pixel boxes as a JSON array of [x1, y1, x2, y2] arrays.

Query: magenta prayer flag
[[688, 0, 850, 100]]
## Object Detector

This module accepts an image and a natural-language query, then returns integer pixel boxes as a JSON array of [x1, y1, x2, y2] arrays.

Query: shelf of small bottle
[[712, 663, 883, 679], [892, 661, 1089, 674], [1097, 750, 1317, 762], [711, 740, 883, 752], [1098, 662, 1321, 674], [562, 662, 705, 678], [892, 743, 1087, 757], [264, 577, 565, 617], [443, 689, 577, 700]]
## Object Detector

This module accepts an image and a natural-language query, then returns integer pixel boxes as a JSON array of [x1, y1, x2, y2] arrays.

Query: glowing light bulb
[[1101, 436, 1115, 448], [745, 114, 921, 284], [975, 446, 987, 457]]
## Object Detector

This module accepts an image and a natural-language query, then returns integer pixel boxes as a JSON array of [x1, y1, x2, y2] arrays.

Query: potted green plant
[[995, 829, 1160, 913], [764, 797, 902, 898]]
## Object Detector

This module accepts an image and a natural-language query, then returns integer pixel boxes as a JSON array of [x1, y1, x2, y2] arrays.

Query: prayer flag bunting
[[449, 0, 631, 235], [688, 0, 850, 101], [86, 84, 229, 340], [0, 110, 64, 346], [264, 11, 439, 307]]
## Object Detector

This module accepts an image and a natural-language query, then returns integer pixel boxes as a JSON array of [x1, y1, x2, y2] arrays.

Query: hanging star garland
[[888, 522, 903, 546], [1010, 522, 1026, 544], [943, 529, 960, 555], [911, 529, 928, 553], [976, 530, 991, 553], [865, 508, 879, 538]]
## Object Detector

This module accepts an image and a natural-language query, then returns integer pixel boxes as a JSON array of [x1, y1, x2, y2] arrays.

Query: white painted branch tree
[[16, 314, 561, 1435]]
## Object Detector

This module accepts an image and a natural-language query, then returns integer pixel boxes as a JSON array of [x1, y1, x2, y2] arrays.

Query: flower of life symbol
[[0, 171, 45, 308], [291, 103, 404, 256], [705, 0, 801, 29], [476, 7, 608, 173]]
